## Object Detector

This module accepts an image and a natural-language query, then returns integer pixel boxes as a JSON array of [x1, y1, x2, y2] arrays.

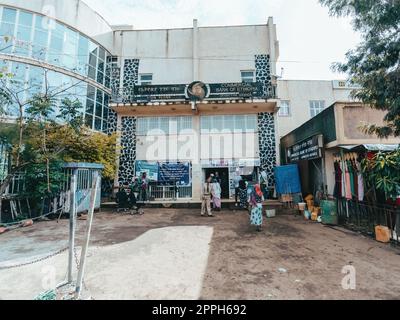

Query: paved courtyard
[[1, 208, 400, 300]]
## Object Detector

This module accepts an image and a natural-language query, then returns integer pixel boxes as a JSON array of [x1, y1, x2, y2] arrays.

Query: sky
[[83, 0, 361, 80]]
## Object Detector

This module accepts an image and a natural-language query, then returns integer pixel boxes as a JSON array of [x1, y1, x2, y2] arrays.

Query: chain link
[[0, 247, 69, 271], [73, 247, 89, 293]]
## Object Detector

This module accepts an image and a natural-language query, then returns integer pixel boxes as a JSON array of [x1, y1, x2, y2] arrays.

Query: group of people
[[202, 170, 265, 232], [115, 172, 150, 215]]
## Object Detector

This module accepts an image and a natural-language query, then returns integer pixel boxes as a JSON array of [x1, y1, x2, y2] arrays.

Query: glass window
[[241, 70, 255, 83], [85, 113, 93, 129], [94, 117, 102, 131], [0, 8, 17, 53], [309, 100, 326, 117], [201, 115, 257, 133], [48, 22, 64, 66], [18, 11, 32, 26], [85, 99, 95, 115], [278, 100, 291, 117], [77, 35, 89, 75], [2, 7, 17, 23], [32, 15, 49, 61], [14, 11, 32, 57], [139, 74, 153, 85], [62, 27, 78, 70]]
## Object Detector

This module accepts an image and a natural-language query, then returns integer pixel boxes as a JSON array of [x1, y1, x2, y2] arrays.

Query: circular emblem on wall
[[186, 81, 210, 101]]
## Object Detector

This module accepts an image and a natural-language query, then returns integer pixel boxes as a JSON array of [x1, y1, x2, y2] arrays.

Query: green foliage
[[362, 149, 400, 199], [57, 98, 84, 132], [320, 0, 400, 137], [23, 160, 66, 198]]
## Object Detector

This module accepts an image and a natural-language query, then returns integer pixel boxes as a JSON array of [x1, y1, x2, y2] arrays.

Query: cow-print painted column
[[258, 113, 276, 188], [121, 59, 140, 103], [107, 110, 118, 135], [255, 54, 273, 99], [118, 117, 137, 185]]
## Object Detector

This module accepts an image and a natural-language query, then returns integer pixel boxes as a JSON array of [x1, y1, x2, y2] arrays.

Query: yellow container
[[311, 212, 319, 221], [375, 226, 391, 243]]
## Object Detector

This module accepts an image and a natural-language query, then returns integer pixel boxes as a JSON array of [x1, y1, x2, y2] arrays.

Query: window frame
[[309, 100, 326, 118], [278, 100, 291, 117], [241, 70, 255, 83], [139, 73, 153, 86]]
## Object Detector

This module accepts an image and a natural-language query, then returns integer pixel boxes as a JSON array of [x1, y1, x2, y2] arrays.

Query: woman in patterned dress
[[248, 184, 264, 232]]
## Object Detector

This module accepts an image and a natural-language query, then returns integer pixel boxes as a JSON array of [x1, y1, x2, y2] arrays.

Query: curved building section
[[0, 0, 114, 132]]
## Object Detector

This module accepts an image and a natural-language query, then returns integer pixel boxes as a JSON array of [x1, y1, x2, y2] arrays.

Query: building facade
[[276, 80, 358, 138], [109, 19, 280, 202], [0, 0, 113, 132], [280, 102, 400, 197]]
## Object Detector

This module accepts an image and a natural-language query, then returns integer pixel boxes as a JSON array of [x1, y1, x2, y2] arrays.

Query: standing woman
[[211, 178, 222, 211], [201, 176, 213, 217], [248, 184, 264, 232]]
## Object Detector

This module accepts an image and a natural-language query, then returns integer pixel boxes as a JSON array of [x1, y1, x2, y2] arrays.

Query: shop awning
[[339, 144, 399, 152]]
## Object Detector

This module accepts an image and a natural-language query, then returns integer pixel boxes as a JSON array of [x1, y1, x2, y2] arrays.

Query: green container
[[321, 200, 338, 225]]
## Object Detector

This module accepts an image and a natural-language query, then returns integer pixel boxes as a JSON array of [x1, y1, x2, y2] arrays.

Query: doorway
[[204, 168, 230, 199]]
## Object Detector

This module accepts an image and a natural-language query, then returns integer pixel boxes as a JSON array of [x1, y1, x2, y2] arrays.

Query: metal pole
[[68, 169, 78, 283], [74, 171, 100, 299]]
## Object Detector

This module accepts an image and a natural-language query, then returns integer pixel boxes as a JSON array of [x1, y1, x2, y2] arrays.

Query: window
[[309, 100, 326, 117], [0, 8, 17, 53], [139, 74, 153, 85], [201, 115, 258, 133], [137, 117, 193, 136], [278, 100, 291, 117], [241, 70, 255, 83]]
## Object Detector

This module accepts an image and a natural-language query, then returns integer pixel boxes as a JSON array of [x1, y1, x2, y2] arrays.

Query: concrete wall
[[0, 0, 114, 51], [276, 80, 355, 138], [114, 20, 279, 85]]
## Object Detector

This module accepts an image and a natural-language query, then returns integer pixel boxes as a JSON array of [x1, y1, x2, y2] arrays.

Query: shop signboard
[[133, 82, 261, 102], [158, 162, 191, 186], [287, 135, 324, 163]]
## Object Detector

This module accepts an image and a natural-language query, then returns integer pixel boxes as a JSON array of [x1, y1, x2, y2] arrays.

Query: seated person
[[116, 186, 130, 212]]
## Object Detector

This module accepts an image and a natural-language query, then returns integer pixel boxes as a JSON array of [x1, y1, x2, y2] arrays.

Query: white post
[[193, 19, 199, 81], [74, 171, 100, 299], [67, 169, 78, 283]]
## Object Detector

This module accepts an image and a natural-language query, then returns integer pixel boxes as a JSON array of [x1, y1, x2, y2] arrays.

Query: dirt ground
[[1, 207, 400, 300]]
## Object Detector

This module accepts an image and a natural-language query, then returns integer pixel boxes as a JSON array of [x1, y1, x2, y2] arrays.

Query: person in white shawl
[[211, 177, 222, 211]]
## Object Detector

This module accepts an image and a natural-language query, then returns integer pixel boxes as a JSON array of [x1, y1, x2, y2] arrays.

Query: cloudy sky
[[83, 0, 361, 80]]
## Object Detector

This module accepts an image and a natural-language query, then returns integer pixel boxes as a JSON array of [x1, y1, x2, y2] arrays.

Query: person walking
[[129, 178, 144, 215], [234, 170, 243, 207], [248, 184, 264, 232], [201, 176, 213, 217], [211, 177, 222, 211]]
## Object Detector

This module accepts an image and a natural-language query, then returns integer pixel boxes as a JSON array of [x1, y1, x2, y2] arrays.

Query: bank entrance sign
[[133, 82, 262, 102], [287, 135, 324, 163]]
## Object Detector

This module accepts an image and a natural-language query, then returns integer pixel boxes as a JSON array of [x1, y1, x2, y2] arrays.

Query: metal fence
[[149, 185, 192, 201], [0, 163, 103, 224], [337, 199, 400, 245]]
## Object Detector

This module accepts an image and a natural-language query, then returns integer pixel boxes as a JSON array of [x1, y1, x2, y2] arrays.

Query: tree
[[362, 149, 400, 201], [320, 0, 400, 138]]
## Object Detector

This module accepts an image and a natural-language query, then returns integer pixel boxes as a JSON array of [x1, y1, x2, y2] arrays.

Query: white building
[[276, 80, 357, 138]]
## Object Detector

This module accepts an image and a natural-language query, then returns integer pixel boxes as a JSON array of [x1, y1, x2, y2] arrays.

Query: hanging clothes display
[[333, 160, 342, 198], [333, 152, 366, 202], [356, 162, 365, 201]]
